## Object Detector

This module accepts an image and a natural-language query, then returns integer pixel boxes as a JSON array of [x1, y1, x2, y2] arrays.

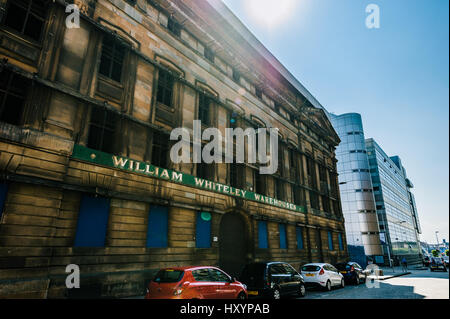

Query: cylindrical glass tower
[[330, 113, 383, 266]]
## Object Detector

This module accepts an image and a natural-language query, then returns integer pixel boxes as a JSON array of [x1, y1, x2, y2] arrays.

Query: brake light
[[351, 266, 355, 272], [319, 268, 325, 275]]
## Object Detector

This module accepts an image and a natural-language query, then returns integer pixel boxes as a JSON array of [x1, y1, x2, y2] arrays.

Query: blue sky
[[222, 0, 449, 244]]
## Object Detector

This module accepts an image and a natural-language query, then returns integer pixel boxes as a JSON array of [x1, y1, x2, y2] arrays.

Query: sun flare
[[244, 0, 297, 28]]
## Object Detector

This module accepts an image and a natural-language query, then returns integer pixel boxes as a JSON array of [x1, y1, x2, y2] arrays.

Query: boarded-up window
[[258, 221, 268, 249], [146, 206, 168, 248], [279, 224, 287, 249], [0, 70, 30, 125], [338, 233, 344, 251], [3, 0, 49, 41], [74, 195, 110, 247], [296, 227, 304, 250], [328, 231, 334, 251], [196, 212, 211, 248]]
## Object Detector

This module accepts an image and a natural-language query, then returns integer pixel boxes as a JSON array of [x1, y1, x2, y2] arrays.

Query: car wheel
[[272, 288, 281, 300], [237, 292, 247, 300], [298, 283, 306, 298], [340, 279, 345, 289], [325, 280, 332, 292]]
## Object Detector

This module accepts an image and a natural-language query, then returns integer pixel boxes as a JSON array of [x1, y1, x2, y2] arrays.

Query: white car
[[300, 263, 345, 291]]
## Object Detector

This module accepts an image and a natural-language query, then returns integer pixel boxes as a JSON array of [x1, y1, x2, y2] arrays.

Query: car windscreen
[[153, 269, 184, 283], [239, 264, 266, 288], [301, 265, 321, 272]]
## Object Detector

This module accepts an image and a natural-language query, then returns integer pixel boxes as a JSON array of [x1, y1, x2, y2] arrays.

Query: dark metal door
[[219, 213, 247, 278]]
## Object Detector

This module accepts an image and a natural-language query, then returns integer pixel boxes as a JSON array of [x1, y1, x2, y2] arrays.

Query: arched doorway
[[219, 212, 248, 278]]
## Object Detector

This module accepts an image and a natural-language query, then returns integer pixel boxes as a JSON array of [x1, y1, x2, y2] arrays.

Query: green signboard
[[71, 144, 306, 214]]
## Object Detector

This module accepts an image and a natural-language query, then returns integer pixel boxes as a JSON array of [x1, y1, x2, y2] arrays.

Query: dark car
[[430, 257, 447, 272], [422, 256, 431, 267], [335, 262, 367, 285], [443, 256, 449, 267], [239, 262, 306, 299]]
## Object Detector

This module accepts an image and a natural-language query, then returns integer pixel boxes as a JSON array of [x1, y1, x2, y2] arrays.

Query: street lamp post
[[435, 231, 440, 250]]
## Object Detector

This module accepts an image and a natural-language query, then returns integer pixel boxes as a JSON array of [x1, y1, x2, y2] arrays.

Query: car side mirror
[[232, 277, 237, 283]]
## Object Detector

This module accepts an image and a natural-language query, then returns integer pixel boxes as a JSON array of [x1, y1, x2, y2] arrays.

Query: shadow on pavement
[[303, 278, 427, 299]]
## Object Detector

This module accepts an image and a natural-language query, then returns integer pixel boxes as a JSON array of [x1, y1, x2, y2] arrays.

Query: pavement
[[302, 266, 449, 299]]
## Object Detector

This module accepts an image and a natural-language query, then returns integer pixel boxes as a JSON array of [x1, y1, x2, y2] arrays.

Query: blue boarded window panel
[[196, 212, 211, 248], [328, 231, 334, 251], [146, 206, 169, 248], [74, 195, 110, 247], [258, 221, 268, 249], [0, 182, 8, 220], [296, 227, 304, 250], [279, 224, 287, 249], [338, 233, 344, 251]]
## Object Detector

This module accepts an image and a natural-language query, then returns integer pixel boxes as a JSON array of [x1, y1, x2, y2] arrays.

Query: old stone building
[[0, 0, 348, 298]]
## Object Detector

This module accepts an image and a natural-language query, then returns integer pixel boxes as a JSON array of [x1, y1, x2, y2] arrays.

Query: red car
[[145, 266, 248, 299]]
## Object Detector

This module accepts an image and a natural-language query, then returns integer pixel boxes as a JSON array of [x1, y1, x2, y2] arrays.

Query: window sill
[[0, 27, 43, 48]]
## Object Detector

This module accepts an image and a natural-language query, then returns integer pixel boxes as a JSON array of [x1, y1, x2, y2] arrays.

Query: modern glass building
[[330, 114, 383, 266], [365, 139, 422, 265]]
